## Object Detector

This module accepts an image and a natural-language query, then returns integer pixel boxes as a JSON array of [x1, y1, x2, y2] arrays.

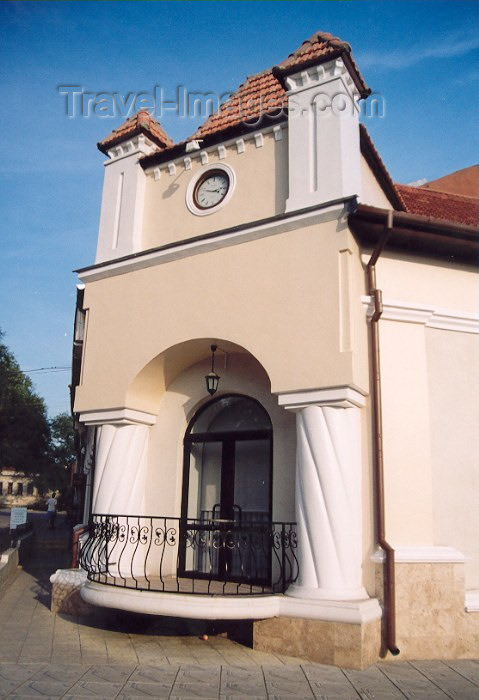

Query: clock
[[193, 170, 230, 210]]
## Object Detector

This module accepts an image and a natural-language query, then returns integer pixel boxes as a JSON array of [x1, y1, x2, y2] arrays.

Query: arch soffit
[[126, 337, 273, 414]]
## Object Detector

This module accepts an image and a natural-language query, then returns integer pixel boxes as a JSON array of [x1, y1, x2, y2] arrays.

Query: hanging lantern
[[205, 344, 220, 395]]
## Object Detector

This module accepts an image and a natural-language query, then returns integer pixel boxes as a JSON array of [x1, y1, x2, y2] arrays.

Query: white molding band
[[78, 202, 349, 283], [81, 581, 382, 624], [362, 296, 479, 334], [278, 385, 367, 410], [144, 124, 286, 178], [465, 590, 479, 612], [371, 546, 466, 564], [79, 408, 157, 426]]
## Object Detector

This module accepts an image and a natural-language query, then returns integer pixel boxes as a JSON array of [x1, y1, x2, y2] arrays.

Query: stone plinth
[[253, 615, 381, 670], [50, 568, 95, 615]]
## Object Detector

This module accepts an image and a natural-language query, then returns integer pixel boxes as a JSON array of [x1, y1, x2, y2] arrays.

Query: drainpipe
[[366, 209, 400, 657]]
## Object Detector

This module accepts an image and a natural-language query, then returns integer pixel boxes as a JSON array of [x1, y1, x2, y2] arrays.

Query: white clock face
[[194, 171, 230, 209]]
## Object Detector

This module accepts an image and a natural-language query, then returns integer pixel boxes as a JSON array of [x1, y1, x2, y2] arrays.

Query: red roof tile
[[278, 31, 349, 70], [192, 30, 368, 140], [192, 69, 287, 139], [396, 184, 478, 228], [98, 110, 174, 154]]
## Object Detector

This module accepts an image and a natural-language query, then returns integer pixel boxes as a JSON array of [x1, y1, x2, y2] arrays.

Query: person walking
[[46, 491, 58, 529]]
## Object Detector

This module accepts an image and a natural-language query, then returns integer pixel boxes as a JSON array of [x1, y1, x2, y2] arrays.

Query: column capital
[[277, 385, 366, 411], [79, 407, 157, 426]]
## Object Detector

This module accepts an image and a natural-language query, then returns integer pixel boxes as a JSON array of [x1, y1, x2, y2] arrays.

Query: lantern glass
[[205, 371, 220, 396]]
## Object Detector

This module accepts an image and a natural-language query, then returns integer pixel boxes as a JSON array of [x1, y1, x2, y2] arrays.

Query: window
[[27, 483, 34, 495], [0, 482, 3, 495], [8, 482, 13, 495], [17, 482, 23, 496]]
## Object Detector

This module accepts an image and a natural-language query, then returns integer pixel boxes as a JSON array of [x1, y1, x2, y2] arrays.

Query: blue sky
[[0, 0, 477, 417]]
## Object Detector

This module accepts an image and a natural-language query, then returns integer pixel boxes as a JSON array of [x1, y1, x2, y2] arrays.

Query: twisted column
[[92, 422, 150, 515], [285, 401, 368, 601]]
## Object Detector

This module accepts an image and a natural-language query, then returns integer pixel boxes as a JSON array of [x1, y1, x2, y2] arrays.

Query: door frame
[[179, 394, 273, 582]]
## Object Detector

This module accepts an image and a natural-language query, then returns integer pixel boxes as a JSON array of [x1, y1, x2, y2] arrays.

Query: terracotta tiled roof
[[278, 31, 349, 70], [396, 184, 478, 228], [98, 110, 174, 154], [192, 69, 287, 139], [192, 30, 368, 140], [277, 30, 368, 96]]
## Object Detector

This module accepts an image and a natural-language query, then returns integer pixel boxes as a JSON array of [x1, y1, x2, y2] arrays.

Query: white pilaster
[[280, 388, 368, 601], [96, 135, 157, 264], [285, 58, 362, 212]]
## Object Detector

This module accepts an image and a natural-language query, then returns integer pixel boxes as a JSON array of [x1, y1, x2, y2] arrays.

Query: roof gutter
[[366, 209, 400, 658]]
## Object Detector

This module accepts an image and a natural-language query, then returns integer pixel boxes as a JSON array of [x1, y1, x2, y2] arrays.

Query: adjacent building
[[71, 31, 479, 668]]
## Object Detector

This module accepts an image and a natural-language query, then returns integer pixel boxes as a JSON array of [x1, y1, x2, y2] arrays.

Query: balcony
[[79, 514, 298, 597]]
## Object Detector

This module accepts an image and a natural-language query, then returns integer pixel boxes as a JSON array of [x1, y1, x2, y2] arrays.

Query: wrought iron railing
[[79, 514, 298, 595]]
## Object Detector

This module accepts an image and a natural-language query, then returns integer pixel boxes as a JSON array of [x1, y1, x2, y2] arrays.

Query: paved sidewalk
[[1, 514, 479, 698]]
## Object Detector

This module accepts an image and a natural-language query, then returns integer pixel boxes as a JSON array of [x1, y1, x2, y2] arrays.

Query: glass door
[[180, 395, 272, 584]]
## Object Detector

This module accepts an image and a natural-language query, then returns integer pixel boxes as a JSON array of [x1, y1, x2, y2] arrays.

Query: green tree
[[0, 329, 51, 476], [46, 412, 75, 493]]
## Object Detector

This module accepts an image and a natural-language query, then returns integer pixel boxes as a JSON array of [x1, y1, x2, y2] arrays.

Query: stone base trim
[[50, 568, 95, 615], [0, 548, 19, 597], [374, 558, 479, 660], [253, 615, 381, 670]]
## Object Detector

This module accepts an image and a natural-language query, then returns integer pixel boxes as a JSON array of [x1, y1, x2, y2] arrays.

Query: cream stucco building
[[71, 32, 479, 668]]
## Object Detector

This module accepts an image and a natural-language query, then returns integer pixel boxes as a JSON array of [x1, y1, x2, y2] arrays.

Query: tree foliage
[[46, 412, 76, 493], [0, 329, 51, 475]]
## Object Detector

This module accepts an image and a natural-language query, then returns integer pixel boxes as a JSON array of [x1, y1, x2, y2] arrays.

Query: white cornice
[[144, 123, 287, 178], [278, 385, 367, 410], [79, 408, 157, 426], [105, 134, 157, 163], [284, 57, 355, 97], [362, 296, 479, 334], [371, 546, 466, 564], [78, 201, 351, 283]]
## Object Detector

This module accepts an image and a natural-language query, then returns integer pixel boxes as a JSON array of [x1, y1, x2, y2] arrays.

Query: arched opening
[[180, 394, 273, 585]]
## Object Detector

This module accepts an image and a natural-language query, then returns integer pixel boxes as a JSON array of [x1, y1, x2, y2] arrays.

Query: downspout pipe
[[366, 209, 400, 657]]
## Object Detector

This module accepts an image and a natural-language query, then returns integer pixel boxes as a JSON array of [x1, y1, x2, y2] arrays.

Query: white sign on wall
[[10, 507, 27, 529]]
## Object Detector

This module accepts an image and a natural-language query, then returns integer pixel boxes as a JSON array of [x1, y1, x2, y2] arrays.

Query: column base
[[287, 583, 369, 602]]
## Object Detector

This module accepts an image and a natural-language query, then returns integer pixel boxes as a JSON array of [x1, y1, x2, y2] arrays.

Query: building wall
[[0, 470, 41, 508], [142, 129, 289, 250], [374, 253, 479, 587], [76, 217, 370, 415]]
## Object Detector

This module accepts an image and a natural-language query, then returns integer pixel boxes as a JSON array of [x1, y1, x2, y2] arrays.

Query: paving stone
[[445, 659, 479, 687], [410, 660, 479, 699], [343, 666, 405, 698], [5, 679, 73, 697], [79, 664, 135, 682], [121, 680, 174, 697], [129, 665, 179, 682], [379, 662, 449, 698], [220, 696, 266, 700], [171, 681, 221, 697], [265, 680, 314, 698], [63, 680, 125, 697]]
